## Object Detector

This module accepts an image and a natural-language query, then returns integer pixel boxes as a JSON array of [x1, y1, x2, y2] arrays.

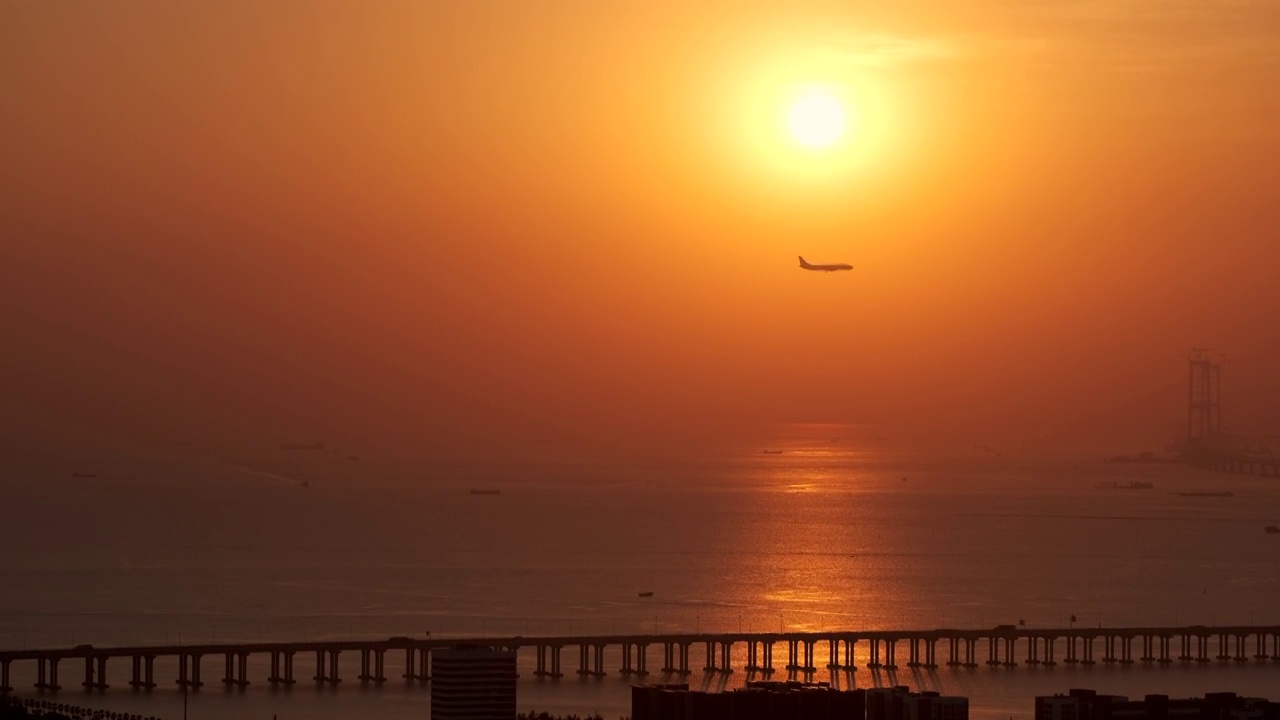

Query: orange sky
[[3, 1, 1279, 454]]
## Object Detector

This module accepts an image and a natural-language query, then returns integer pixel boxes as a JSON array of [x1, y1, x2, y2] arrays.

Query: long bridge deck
[[1, 625, 1277, 693]]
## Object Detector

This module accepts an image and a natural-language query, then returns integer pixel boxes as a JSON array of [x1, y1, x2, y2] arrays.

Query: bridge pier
[[618, 643, 649, 676], [176, 653, 203, 689], [401, 648, 428, 681], [744, 640, 774, 673], [1120, 636, 1134, 664], [1042, 637, 1056, 666], [576, 644, 605, 678], [785, 640, 816, 672], [660, 642, 691, 675], [535, 645, 563, 678], [1233, 634, 1248, 662], [1, 659, 11, 694], [868, 639, 882, 669], [358, 649, 386, 684], [269, 651, 297, 686], [128, 655, 156, 690], [1158, 636, 1172, 664], [1254, 633, 1268, 661], [82, 656, 108, 690], [1217, 634, 1231, 662], [222, 652, 250, 687], [1025, 637, 1039, 665], [1002, 637, 1016, 667], [36, 657, 60, 691], [908, 638, 921, 668], [986, 637, 998, 666], [312, 649, 340, 684]]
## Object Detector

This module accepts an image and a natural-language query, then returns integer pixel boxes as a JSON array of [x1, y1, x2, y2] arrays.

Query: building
[[430, 646, 517, 720], [632, 681, 866, 720], [867, 686, 969, 720], [1035, 689, 1280, 720]]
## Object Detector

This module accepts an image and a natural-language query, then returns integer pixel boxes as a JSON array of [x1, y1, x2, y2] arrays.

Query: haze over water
[[4, 2, 1280, 719], [4, 433, 1280, 718]]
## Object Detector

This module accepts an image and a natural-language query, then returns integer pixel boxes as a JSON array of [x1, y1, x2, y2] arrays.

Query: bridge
[[1, 625, 1278, 693], [1178, 351, 1280, 476]]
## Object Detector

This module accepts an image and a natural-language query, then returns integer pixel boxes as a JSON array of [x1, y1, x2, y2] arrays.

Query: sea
[[3, 428, 1280, 719]]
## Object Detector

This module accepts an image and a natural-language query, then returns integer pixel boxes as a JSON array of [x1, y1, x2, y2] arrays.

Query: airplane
[[798, 256, 852, 272]]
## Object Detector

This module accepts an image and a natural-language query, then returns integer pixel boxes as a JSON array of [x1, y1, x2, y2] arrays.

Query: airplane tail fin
[[798, 256, 811, 268]]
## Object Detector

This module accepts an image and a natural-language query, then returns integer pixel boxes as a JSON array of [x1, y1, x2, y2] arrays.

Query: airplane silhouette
[[798, 256, 852, 272]]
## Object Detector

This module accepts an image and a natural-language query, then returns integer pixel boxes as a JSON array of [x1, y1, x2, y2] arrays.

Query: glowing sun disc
[[788, 93, 846, 149]]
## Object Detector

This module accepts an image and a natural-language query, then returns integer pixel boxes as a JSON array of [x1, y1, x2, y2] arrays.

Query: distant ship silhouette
[[280, 442, 325, 450]]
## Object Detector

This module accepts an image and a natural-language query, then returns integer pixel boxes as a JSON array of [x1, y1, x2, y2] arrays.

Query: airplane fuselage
[[798, 256, 852, 272]]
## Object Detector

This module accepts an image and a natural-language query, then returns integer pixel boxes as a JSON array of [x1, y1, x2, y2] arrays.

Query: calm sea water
[[3, 433, 1280, 719]]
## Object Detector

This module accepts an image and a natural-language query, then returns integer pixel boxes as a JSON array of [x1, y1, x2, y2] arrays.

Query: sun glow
[[788, 92, 846, 149]]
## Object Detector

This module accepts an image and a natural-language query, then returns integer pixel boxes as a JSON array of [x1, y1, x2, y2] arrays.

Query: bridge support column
[[965, 638, 977, 667], [1254, 633, 1268, 661], [176, 653, 202, 689], [844, 639, 858, 670], [270, 651, 297, 686], [1026, 637, 1039, 665], [402, 648, 415, 681], [884, 639, 897, 670], [1234, 634, 1248, 662], [0, 659, 10, 694], [908, 638, 920, 668], [868, 639, 882, 669], [925, 639, 938, 668], [1043, 637, 1056, 666], [1197, 635, 1210, 663], [1120, 636, 1133, 664], [947, 638, 959, 667], [36, 657, 61, 691], [1217, 634, 1230, 662], [224, 653, 249, 687], [1141, 635, 1154, 663], [82, 656, 108, 689], [704, 641, 717, 672], [1103, 636, 1117, 664], [1002, 637, 1016, 667]]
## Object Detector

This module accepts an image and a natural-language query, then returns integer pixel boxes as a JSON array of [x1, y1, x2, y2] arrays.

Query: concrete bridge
[[1, 625, 1278, 693]]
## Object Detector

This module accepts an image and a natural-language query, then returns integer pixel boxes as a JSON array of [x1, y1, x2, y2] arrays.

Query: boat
[[638, 591, 654, 598], [1096, 481, 1154, 490], [70, 473, 97, 479], [1175, 491, 1234, 498], [280, 442, 325, 450], [1266, 526, 1280, 535], [762, 450, 783, 455], [469, 489, 501, 496]]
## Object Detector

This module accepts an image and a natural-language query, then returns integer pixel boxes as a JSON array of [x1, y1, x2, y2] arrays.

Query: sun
[[787, 92, 846, 149]]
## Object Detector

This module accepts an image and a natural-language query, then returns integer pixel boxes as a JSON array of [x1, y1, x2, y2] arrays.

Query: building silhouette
[[866, 686, 969, 720], [632, 681, 867, 720], [430, 646, 517, 720], [1035, 689, 1279, 720]]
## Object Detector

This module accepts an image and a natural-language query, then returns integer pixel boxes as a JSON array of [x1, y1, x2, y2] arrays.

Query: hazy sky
[[3, 1, 1278, 454]]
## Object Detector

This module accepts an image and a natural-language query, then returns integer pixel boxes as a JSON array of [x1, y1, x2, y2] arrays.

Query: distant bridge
[[2, 625, 1279, 693], [1179, 351, 1280, 476]]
